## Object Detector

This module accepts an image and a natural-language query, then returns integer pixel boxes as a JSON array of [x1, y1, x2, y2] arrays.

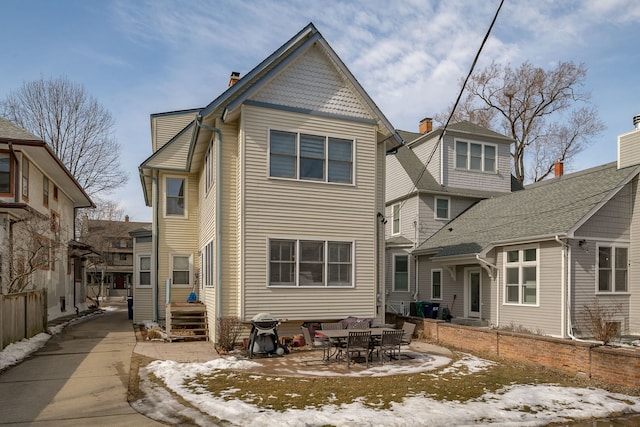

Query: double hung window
[[435, 197, 449, 220], [597, 245, 628, 293], [269, 130, 353, 184], [505, 247, 538, 305], [165, 177, 186, 216], [138, 255, 151, 287], [269, 239, 352, 287], [171, 254, 191, 286], [0, 152, 10, 195], [393, 254, 409, 292], [392, 203, 401, 235], [455, 140, 497, 172], [22, 158, 29, 199], [431, 269, 442, 299]]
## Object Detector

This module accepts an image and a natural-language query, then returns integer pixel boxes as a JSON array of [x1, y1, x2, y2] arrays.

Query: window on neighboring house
[[597, 245, 628, 293], [0, 152, 11, 195], [53, 185, 58, 201], [137, 255, 151, 287], [455, 140, 497, 173], [119, 254, 127, 261], [269, 130, 354, 184], [392, 203, 400, 235], [43, 177, 49, 207], [268, 239, 353, 287], [22, 158, 29, 200], [171, 254, 191, 286], [165, 177, 186, 216], [505, 247, 538, 305], [435, 197, 449, 220], [393, 254, 409, 292], [432, 269, 442, 299]]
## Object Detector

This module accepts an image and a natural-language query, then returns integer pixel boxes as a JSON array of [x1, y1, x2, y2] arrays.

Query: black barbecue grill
[[247, 313, 285, 358]]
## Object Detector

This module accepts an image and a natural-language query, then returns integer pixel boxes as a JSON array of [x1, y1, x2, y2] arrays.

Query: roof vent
[[633, 114, 640, 130]]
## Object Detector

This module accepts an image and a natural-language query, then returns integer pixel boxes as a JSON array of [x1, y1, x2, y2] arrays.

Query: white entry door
[[466, 269, 481, 318]]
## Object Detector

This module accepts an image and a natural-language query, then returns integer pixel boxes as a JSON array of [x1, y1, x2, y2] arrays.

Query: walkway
[[0, 305, 161, 426]]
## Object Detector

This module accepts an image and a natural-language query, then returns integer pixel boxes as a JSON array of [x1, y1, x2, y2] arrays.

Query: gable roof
[[413, 162, 640, 258], [405, 121, 513, 148], [139, 23, 403, 205], [0, 117, 94, 209]]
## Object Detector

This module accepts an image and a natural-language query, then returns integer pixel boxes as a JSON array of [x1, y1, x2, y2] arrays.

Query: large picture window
[[504, 247, 538, 305], [597, 245, 628, 293], [455, 140, 497, 173], [269, 130, 353, 184], [269, 239, 352, 287], [165, 177, 186, 216], [393, 254, 409, 292]]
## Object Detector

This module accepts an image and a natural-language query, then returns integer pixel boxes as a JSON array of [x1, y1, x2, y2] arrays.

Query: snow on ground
[[138, 353, 640, 427]]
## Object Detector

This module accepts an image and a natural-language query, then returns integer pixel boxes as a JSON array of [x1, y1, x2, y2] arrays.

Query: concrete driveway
[[0, 304, 162, 426]]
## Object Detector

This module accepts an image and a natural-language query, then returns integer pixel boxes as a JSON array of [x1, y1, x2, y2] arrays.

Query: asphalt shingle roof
[[414, 162, 640, 258], [0, 117, 40, 141]]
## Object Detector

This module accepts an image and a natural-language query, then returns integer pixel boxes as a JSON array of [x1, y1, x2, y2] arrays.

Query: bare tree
[[1, 211, 65, 294], [0, 76, 127, 197], [435, 61, 605, 184]]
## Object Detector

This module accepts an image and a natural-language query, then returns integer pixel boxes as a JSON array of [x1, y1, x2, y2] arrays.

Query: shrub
[[580, 299, 621, 345], [216, 316, 243, 352]]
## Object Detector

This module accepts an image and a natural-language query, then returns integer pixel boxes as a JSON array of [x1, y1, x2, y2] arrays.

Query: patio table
[[317, 328, 395, 362]]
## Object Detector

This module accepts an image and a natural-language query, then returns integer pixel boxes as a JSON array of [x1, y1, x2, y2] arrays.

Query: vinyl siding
[[152, 112, 197, 152], [416, 258, 465, 318], [241, 105, 379, 321], [133, 240, 153, 322], [630, 178, 640, 334], [496, 241, 563, 336], [411, 137, 440, 184], [618, 129, 640, 169], [157, 172, 199, 318], [386, 196, 417, 242], [445, 133, 511, 192], [575, 182, 631, 240], [145, 129, 192, 170], [385, 152, 417, 203], [385, 249, 415, 314]]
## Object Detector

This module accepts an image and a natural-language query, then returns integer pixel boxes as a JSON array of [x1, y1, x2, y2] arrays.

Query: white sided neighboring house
[[136, 23, 403, 340], [0, 117, 94, 321]]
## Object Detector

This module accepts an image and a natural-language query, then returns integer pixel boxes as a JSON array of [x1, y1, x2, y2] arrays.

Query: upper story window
[[597, 244, 628, 293], [455, 140, 496, 173], [0, 152, 12, 195], [435, 197, 450, 220], [165, 176, 186, 217], [22, 158, 29, 200], [268, 239, 353, 287], [504, 247, 538, 305], [392, 203, 401, 235], [204, 140, 214, 193], [269, 130, 353, 184], [43, 177, 49, 207]]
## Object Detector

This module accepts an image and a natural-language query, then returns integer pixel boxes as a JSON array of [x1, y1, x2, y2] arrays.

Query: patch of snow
[[0, 333, 51, 371]]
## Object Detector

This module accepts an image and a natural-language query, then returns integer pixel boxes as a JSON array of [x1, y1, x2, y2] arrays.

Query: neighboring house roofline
[[404, 120, 514, 149]]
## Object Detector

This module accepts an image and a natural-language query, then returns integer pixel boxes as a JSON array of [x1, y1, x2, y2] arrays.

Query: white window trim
[[135, 253, 152, 288], [201, 240, 215, 287], [204, 139, 214, 195], [267, 238, 355, 288], [595, 243, 629, 294], [431, 268, 443, 300], [434, 196, 450, 220], [392, 203, 401, 235], [163, 175, 188, 219], [170, 253, 193, 288], [267, 128, 356, 186], [392, 253, 410, 293], [454, 138, 498, 173], [503, 245, 540, 306]]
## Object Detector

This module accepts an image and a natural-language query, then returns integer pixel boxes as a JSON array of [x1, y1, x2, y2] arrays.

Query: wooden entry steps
[[166, 302, 209, 342]]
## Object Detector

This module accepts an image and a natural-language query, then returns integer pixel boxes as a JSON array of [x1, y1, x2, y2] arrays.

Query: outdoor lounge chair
[[345, 330, 373, 368], [377, 329, 404, 364], [401, 322, 416, 346]]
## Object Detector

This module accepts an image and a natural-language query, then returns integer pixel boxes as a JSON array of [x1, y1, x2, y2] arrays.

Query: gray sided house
[[135, 23, 402, 338], [385, 120, 516, 316], [410, 119, 640, 338]]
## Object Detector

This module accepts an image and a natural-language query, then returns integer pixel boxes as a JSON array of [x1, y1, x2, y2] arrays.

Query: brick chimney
[[125, 215, 129, 222], [419, 117, 433, 134], [554, 160, 564, 177], [228, 71, 240, 87]]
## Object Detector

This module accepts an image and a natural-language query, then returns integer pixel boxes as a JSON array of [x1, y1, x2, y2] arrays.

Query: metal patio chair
[[401, 322, 416, 346], [345, 330, 373, 368], [377, 329, 405, 364]]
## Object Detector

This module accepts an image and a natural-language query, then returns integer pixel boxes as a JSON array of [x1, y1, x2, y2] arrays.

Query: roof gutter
[[195, 117, 224, 323]]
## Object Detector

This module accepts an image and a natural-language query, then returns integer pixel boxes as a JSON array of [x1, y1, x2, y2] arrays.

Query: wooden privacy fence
[[0, 290, 47, 350]]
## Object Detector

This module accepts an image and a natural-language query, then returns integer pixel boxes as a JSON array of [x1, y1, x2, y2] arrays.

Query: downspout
[[139, 170, 159, 322], [196, 119, 223, 320], [476, 253, 498, 327], [413, 219, 419, 301], [555, 236, 569, 338]]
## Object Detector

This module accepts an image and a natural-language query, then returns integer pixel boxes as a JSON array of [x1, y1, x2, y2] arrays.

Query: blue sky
[[2, 0, 639, 221]]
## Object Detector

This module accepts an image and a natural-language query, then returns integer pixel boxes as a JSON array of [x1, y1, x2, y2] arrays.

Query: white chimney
[[617, 114, 640, 169], [634, 114, 640, 130]]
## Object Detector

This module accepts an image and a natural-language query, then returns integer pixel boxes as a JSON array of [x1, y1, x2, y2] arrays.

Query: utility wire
[[393, 0, 505, 218]]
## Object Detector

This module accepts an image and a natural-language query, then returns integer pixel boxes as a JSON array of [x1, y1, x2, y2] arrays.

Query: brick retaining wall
[[387, 314, 639, 390]]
